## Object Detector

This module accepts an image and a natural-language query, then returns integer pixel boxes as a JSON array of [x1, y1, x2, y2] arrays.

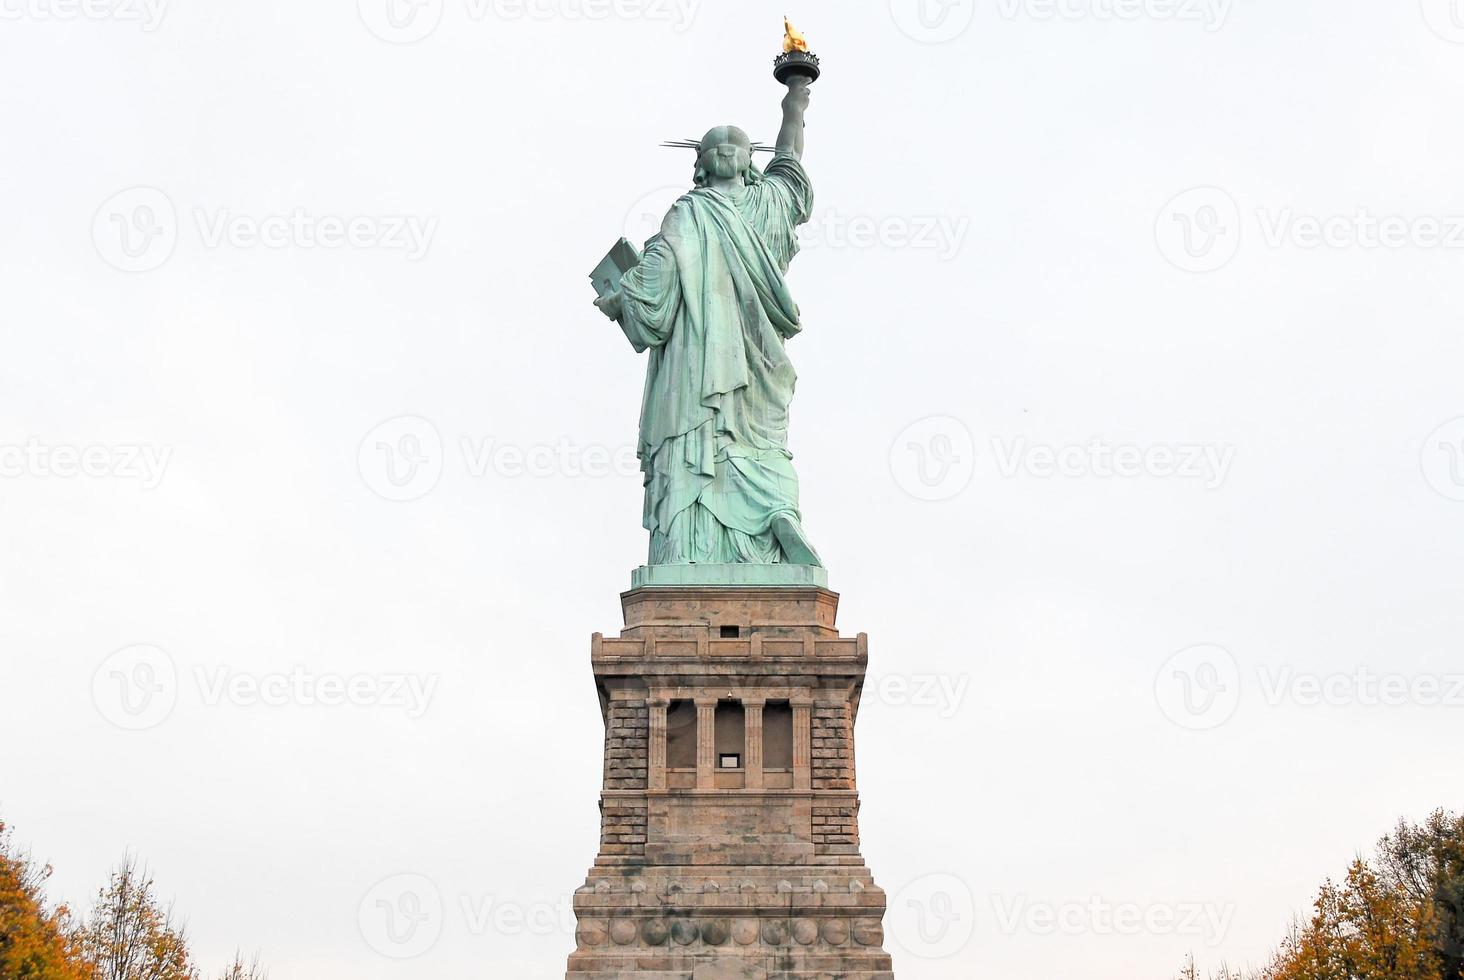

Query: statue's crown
[[660, 137, 776, 154]]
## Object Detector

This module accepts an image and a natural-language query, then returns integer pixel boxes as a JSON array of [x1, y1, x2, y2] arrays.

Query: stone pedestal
[[565, 584, 895, 979]]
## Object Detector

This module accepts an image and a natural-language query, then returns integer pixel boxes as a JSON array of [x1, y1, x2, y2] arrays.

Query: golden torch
[[773, 17, 821, 84]]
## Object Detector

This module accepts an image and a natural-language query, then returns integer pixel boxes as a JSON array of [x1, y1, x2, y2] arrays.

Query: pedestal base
[[564, 583, 896, 978]]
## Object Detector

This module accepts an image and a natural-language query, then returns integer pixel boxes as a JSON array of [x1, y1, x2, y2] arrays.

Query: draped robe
[[616, 154, 815, 565]]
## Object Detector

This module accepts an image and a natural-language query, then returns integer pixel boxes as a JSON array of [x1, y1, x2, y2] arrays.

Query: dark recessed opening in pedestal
[[666, 700, 697, 769], [715, 699, 745, 762], [719, 625, 741, 638], [764, 700, 794, 769]]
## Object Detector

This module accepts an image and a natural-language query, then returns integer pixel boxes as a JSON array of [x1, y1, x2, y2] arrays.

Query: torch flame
[[783, 17, 809, 53]]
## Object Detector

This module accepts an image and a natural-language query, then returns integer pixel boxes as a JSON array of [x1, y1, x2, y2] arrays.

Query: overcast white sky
[[3, 0, 1464, 977]]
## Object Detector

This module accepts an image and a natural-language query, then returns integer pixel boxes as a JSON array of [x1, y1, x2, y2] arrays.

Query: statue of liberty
[[592, 27, 823, 570]]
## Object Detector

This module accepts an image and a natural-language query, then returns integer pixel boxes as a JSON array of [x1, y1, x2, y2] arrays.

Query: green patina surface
[[630, 562, 829, 590], [594, 74, 822, 583]]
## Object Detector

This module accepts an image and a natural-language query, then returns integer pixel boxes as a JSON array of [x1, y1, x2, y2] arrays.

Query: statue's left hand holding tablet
[[593, 290, 624, 321]]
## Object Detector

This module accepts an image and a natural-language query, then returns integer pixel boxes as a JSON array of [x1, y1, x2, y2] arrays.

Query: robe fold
[[616, 154, 815, 565]]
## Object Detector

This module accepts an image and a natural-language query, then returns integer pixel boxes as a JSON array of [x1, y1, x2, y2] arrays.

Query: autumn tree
[[0, 821, 86, 980], [1177, 953, 1252, 980], [213, 952, 267, 980], [71, 855, 198, 980], [1376, 812, 1464, 979], [1264, 859, 1440, 980], [1182, 810, 1464, 980]]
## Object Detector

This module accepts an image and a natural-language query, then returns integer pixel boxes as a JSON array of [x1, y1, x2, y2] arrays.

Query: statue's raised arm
[[776, 79, 810, 159], [774, 18, 814, 159]]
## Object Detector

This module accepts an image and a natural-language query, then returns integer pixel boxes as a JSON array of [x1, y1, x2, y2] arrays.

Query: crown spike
[[660, 139, 776, 152]]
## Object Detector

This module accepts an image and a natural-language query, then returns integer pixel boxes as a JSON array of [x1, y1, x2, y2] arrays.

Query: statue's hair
[[693, 152, 765, 189], [662, 132, 776, 187]]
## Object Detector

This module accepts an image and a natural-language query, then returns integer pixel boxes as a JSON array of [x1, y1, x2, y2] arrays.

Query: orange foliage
[[1183, 811, 1464, 980], [0, 821, 87, 980]]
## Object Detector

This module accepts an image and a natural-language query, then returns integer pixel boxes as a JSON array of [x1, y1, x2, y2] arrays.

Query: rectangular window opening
[[665, 699, 697, 769], [764, 700, 794, 770], [714, 699, 745, 767]]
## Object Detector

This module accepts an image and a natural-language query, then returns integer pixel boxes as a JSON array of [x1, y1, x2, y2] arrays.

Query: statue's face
[[695, 125, 752, 186]]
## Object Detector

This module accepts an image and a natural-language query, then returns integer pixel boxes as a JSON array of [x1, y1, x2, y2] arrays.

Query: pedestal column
[[648, 697, 668, 791], [792, 696, 813, 791], [743, 697, 766, 790], [695, 697, 717, 789]]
